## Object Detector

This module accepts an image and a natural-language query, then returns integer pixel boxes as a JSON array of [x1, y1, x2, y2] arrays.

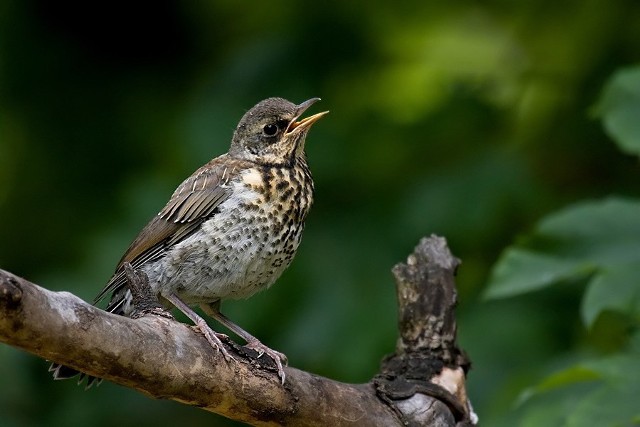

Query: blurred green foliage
[[484, 66, 640, 426], [1, 0, 639, 426]]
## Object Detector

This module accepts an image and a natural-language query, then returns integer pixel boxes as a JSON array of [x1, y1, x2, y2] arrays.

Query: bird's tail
[[48, 363, 102, 388], [48, 287, 130, 388]]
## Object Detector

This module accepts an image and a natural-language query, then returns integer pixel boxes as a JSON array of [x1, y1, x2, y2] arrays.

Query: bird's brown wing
[[94, 157, 247, 307]]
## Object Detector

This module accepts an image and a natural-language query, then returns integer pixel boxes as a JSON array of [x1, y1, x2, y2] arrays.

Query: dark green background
[[1, 1, 639, 426]]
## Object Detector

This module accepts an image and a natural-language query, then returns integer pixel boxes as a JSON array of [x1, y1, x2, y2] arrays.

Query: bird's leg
[[163, 293, 234, 362], [201, 302, 287, 384]]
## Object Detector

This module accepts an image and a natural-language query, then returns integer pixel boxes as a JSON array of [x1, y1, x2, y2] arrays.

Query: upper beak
[[286, 98, 329, 134]]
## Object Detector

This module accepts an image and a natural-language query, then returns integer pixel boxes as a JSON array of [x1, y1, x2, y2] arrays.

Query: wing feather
[[94, 157, 248, 306]]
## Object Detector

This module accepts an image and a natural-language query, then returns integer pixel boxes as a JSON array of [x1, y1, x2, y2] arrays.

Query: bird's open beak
[[287, 98, 329, 134]]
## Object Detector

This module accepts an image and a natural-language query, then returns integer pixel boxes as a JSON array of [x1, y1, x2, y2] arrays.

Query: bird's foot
[[245, 340, 288, 384], [164, 293, 235, 362], [193, 319, 235, 362]]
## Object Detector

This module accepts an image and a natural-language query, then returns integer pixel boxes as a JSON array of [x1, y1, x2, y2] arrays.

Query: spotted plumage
[[50, 97, 327, 385]]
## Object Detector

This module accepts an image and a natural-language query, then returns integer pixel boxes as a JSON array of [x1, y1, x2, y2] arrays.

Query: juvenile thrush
[[50, 97, 327, 384]]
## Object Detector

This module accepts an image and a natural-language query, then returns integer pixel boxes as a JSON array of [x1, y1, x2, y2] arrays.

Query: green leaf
[[582, 264, 640, 327], [567, 383, 640, 427], [485, 197, 640, 326], [596, 66, 640, 157], [534, 365, 602, 393], [484, 248, 594, 299], [515, 365, 601, 408], [566, 355, 640, 427], [515, 354, 640, 427]]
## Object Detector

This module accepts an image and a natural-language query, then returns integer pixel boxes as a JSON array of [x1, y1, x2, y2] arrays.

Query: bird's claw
[[245, 340, 288, 384], [194, 322, 235, 362]]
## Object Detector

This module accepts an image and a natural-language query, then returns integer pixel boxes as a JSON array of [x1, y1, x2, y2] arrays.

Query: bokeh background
[[1, 1, 639, 426]]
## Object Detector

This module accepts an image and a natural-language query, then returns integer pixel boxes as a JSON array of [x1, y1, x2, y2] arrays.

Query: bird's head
[[229, 97, 328, 165]]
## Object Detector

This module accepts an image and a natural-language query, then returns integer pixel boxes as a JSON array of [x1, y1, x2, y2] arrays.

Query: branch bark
[[376, 236, 476, 426], [0, 235, 475, 426]]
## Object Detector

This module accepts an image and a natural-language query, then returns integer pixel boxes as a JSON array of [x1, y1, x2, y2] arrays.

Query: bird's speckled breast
[[145, 160, 314, 303]]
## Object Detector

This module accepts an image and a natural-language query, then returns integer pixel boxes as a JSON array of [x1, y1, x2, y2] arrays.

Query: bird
[[50, 97, 327, 385]]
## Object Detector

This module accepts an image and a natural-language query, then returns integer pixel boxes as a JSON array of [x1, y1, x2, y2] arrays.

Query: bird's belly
[[143, 205, 304, 303]]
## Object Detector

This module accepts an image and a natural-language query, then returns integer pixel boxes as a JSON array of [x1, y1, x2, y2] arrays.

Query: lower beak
[[287, 111, 329, 133]]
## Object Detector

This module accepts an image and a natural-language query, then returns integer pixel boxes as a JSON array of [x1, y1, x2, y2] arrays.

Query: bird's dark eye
[[263, 123, 278, 136]]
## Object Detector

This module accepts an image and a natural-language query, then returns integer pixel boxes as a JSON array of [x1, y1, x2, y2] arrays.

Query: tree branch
[[0, 235, 475, 426], [375, 235, 476, 426]]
